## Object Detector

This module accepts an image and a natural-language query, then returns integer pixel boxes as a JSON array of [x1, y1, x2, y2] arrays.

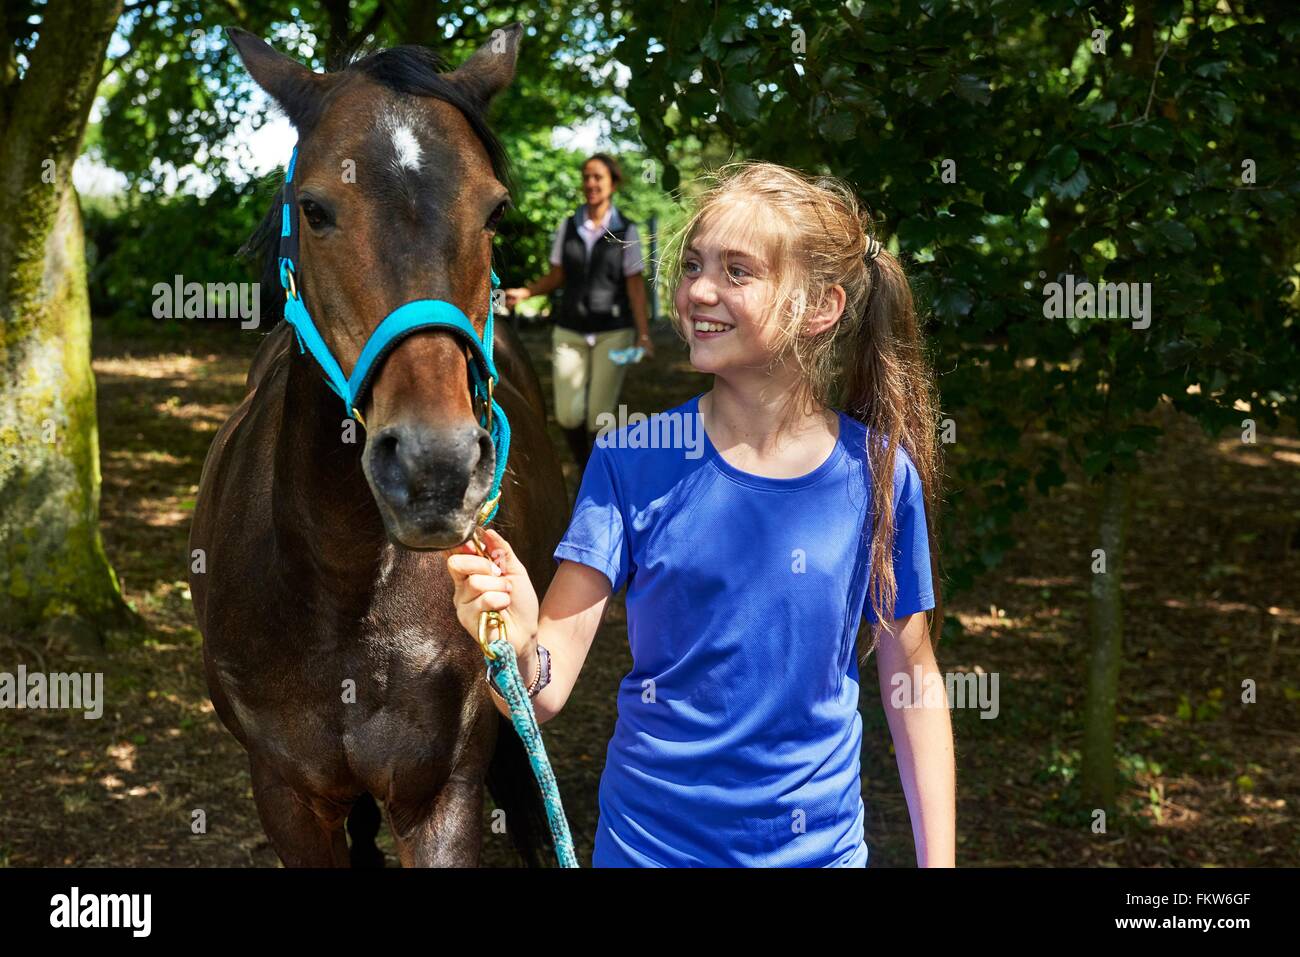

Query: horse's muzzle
[[363, 421, 495, 548]]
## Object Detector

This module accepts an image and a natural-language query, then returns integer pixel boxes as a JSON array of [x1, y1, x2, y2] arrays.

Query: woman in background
[[503, 153, 654, 469]]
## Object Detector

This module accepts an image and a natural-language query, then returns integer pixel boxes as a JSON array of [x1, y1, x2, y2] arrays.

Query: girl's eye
[[684, 259, 700, 274], [486, 199, 510, 233], [728, 264, 751, 279], [300, 198, 331, 230]]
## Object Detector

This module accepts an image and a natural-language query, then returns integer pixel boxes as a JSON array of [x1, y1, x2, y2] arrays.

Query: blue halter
[[277, 145, 509, 523]]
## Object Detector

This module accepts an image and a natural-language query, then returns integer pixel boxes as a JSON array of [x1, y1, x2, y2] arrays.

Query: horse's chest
[[214, 634, 479, 799]]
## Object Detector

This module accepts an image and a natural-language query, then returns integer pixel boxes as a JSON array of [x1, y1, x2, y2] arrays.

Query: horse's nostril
[[476, 432, 494, 472], [370, 430, 409, 505], [368, 424, 492, 517]]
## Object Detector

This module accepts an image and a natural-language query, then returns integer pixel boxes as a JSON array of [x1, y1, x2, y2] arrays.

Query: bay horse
[[187, 24, 569, 866]]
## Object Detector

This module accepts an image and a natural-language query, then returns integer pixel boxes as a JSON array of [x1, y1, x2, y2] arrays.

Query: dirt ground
[[0, 314, 1296, 867]]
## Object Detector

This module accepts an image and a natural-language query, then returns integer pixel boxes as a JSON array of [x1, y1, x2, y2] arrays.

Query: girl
[[448, 162, 956, 867], [502, 153, 655, 469]]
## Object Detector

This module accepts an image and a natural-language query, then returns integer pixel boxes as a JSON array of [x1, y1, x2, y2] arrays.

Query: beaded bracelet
[[486, 643, 550, 700]]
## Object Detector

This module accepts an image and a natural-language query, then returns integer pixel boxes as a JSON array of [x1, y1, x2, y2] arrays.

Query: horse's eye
[[300, 198, 330, 230], [485, 199, 509, 233]]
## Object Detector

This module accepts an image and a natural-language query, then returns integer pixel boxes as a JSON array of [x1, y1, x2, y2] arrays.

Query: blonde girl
[[449, 161, 955, 867]]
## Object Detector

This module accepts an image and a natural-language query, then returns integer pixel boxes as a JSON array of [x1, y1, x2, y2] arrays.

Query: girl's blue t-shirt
[[553, 393, 935, 867]]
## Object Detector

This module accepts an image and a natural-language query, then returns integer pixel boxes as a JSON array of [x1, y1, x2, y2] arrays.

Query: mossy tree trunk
[[0, 0, 133, 644]]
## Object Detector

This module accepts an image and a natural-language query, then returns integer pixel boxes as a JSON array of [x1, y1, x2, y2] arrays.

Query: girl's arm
[[447, 529, 612, 724], [873, 611, 957, 867], [524, 559, 613, 723]]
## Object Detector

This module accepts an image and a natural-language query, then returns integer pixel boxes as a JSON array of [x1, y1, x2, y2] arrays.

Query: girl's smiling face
[[674, 207, 788, 375]]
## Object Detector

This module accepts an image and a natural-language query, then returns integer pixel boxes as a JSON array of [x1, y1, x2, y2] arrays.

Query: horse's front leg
[[249, 754, 351, 867], [388, 771, 488, 867], [387, 702, 497, 867]]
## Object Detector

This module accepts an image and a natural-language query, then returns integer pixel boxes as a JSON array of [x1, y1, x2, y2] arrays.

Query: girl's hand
[[446, 528, 539, 662], [638, 333, 656, 359]]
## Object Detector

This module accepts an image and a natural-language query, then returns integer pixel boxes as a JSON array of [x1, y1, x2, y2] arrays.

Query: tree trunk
[[0, 0, 132, 645], [1081, 467, 1128, 811]]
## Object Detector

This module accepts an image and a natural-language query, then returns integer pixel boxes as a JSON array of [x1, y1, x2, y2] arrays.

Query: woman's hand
[[503, 287, 532, 309], [637, 332, 656, 359], [446, 528, 540, 663]]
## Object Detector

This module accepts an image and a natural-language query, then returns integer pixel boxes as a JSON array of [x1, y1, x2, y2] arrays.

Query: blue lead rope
[[484, 636, 579, 868], [277, 144, 574, 864]]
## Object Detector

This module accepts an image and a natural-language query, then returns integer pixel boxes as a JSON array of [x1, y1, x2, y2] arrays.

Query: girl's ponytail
[[841, 238, 944, 658]]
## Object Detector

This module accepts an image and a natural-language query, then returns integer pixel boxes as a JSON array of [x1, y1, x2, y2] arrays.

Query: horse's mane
[[239, 43, 513, 331]]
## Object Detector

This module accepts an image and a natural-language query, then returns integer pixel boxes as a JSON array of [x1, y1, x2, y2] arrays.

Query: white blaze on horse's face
[[391, 126, 422, 171], [380, 106, 424, 174]]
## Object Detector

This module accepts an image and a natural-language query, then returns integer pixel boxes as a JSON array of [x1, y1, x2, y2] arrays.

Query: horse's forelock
[[347, 44, 511, 188]]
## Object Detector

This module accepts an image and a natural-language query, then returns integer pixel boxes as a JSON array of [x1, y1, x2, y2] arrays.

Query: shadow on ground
[[0, 315, 1295, 867]]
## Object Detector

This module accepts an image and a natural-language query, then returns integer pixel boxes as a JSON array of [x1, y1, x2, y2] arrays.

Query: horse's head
[[229, 25, 521, 549]]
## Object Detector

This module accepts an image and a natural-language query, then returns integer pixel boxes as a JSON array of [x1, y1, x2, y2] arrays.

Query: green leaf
[[1185, 314, 1220, 339], [953, 73, 991, 106], [1154, 220, 1196, 253], [1206, 93, 1236, 125], [1013, 162, 1054, 198], [1194, 60, 1230, 79], [1130, 123, 1174, 157], [935, 281, 975, 318], [817, 111, 858, 143], [1066, 225, 1110, 254], [897, 216, 940, 248], [700, 28, 723, 61], [906, 69, 951, 106], [1085, 100, 1118, 123], [721, 45, 760, 69], [1051, 165, 1090, 200], [840, 86, 887, 118], [722, 82, 760, 124], [1165, 172, 1195, 197], [1046, 144, 1080, 179]]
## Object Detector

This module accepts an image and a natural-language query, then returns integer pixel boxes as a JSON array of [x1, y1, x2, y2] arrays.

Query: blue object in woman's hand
[[608, 346, 645, 366]]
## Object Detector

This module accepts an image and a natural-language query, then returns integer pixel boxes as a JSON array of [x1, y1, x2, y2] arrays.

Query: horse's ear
[[226, 27, 328, 131], [448, 22, 523, 111]]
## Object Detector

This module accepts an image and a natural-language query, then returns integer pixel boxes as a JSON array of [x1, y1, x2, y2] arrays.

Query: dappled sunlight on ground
[[0, 318, 1294, 867]]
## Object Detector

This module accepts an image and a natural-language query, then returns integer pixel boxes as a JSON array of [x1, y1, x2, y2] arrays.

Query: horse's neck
[[272, 351, 389, 604]]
